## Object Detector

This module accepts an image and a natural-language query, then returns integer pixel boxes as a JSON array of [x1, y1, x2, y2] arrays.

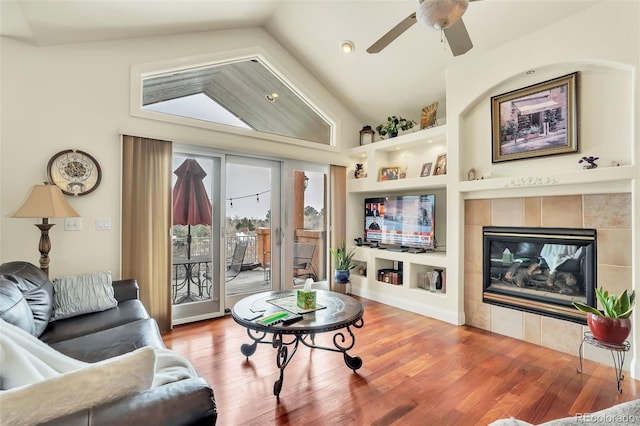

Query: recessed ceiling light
[[341, 41, 355, 53], [265, 93, 279, 102]]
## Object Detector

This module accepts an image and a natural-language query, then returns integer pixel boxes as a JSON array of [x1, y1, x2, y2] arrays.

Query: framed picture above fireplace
[[491, 72, 579, 163], [482, 226, 596, 324]]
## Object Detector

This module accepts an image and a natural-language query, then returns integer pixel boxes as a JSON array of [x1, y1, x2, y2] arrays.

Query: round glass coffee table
[[231, 289, 364, 397]]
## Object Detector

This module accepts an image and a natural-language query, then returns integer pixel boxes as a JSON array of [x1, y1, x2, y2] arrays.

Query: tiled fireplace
[[464, 193, 632, 356], [482, 226, 597, 324]]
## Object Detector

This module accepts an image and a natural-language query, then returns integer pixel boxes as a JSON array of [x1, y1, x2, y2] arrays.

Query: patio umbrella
[[173, 158, 212, 259]]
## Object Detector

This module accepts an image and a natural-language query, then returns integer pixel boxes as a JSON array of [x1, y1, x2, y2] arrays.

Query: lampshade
[[416, 0, 469, 30], [11, 184, 80, 219]]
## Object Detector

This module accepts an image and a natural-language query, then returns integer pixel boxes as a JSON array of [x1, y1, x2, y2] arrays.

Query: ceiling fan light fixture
[[416, 0, 469, 31]]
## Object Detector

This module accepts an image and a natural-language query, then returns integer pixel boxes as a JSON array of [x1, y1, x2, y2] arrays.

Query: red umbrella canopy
[[172, 158, 212, 226]]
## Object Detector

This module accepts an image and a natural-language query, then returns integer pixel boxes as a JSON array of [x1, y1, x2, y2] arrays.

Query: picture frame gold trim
[[433, 154, 447, 176], [491, 72, 579, 163], [378, 166, 400, 181]]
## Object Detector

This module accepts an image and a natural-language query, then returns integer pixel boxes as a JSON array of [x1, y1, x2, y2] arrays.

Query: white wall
[[0, 27, 360, 278], [446, 2, 639, 377]]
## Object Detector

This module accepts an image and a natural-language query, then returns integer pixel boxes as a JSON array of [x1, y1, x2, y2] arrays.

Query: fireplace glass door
[[482, 226, 597, 324]]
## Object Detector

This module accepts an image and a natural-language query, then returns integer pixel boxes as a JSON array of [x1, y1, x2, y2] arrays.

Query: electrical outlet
[[96, 217, 112, 230], [65, 217, 82, 231]]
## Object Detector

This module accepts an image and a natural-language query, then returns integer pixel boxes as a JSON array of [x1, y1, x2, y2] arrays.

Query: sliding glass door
[[171, 152, 223, 325], [285, 162, 328, 289], [170, 150, 327, 324], [224, 156, 281, 308]]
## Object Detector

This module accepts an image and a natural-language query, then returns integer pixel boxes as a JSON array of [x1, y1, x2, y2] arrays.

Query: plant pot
[[587, 313, 631, 344], [335, 269, 350, 283], [388, 131, 398, 138]]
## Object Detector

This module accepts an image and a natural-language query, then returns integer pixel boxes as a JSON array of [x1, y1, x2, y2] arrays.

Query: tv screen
[[364, 195, 435, 249]]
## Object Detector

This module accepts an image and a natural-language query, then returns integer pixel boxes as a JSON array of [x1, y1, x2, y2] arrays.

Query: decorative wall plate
[[47, 149, 102, 196]]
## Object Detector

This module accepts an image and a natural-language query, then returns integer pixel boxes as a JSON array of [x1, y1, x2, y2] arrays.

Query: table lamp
[[11, 183, 80, 277]]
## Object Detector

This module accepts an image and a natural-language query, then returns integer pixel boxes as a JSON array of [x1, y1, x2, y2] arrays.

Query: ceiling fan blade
[[367, 13, 417, 54], [443, 18, 473, 56]]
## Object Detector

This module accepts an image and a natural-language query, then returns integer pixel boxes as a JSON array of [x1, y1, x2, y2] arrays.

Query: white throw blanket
[[0, 318, 198, 425], [0, 318, 197, 389], [1, 319, 88, 388]]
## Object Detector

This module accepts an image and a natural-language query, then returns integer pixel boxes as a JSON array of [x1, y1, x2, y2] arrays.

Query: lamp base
[[35, 220, 54, 277]]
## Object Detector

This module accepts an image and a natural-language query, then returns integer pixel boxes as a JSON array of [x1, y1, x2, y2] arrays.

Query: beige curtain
[[329, 165, 346, 290], [121, 135, 173, 331]]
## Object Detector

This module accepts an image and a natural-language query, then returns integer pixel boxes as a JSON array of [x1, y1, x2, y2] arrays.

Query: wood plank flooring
[[162, 296, 638, 425]]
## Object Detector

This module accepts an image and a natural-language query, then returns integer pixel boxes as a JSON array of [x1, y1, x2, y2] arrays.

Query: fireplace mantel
[[458, 164, 636, 199]]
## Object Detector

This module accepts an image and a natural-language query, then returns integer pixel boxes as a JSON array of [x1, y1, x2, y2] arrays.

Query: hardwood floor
[[162, 296, 638, 425]]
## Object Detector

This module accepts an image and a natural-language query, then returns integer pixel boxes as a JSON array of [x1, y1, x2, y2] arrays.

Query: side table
[[577, 331, 631, 393]]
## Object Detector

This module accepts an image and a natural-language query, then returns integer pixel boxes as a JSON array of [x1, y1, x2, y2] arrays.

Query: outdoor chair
[[226, 241, 248, 282], [293, 241, 317, 282]]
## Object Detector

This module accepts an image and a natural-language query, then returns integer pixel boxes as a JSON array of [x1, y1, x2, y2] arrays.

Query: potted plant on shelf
[[330, 240, 356, 284], [375, 116, 417, 139], [573, 288, 635, 344], [579, 155, 599, 169]]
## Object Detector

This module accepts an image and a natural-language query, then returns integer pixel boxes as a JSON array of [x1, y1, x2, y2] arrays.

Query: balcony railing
[[172, 229, 325, 280], [172, 235, 259, 265]]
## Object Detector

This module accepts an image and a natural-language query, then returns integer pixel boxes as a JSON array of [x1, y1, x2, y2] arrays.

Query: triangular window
[[142, 57, 332, 145]]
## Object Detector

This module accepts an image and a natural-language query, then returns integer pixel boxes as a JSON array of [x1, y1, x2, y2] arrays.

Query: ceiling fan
[[367, 0, 477, 56]]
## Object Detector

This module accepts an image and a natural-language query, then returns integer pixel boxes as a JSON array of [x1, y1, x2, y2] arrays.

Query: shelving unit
[[348, 125, 448, 190], [345, 124, 462, 325]]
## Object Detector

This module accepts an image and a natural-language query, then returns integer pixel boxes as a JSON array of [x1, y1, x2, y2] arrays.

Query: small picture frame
[[420, 162, 432, 177], [378, 166, 400, 181], [433, 154, 447, 175]]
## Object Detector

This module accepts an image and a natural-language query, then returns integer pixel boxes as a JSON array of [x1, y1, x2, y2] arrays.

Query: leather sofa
[[0, 261, 217, 425]]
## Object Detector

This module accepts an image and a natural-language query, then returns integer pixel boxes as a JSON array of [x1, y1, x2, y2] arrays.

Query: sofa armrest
[[41, 378, 217, 426], [113, 279, 139, 303]]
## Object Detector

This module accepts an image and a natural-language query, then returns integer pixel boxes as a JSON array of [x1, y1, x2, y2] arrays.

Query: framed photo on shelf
[[378, 166, 400, 181], [491, 72, 579, 163], [420, 162, 432, 177], [433, 154, 447, 175]]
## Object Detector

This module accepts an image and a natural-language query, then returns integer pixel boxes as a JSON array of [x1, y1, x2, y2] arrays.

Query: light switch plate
[[96, 217, 112, 230], [65, 217, 82, 231]]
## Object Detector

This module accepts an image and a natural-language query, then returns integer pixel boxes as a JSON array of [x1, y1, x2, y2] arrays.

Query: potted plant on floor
[[573, 288, 635, 344], [330, 240, 356, 284]]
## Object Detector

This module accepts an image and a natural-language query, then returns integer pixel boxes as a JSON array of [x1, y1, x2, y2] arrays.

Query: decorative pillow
[[51, 271, 117, 321], [0, 276, 36, 335]]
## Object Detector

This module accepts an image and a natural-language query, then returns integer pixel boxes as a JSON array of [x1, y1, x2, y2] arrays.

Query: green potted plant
[[573, 288, 635, 343], [329, 240, 356, 283], [375, 116, 416, 139]]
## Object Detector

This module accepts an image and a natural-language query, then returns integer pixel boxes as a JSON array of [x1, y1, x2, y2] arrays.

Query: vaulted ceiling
[[1, 0, 600, 129]]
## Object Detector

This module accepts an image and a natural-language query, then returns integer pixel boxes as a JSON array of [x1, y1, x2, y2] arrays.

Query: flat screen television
[[364, 195, 435, 249]]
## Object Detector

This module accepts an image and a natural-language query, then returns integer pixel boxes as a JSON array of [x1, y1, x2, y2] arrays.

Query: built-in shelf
[[348, 125, 448, 193], [350, 174, 448, 193], [346, 124, 458, 325]]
